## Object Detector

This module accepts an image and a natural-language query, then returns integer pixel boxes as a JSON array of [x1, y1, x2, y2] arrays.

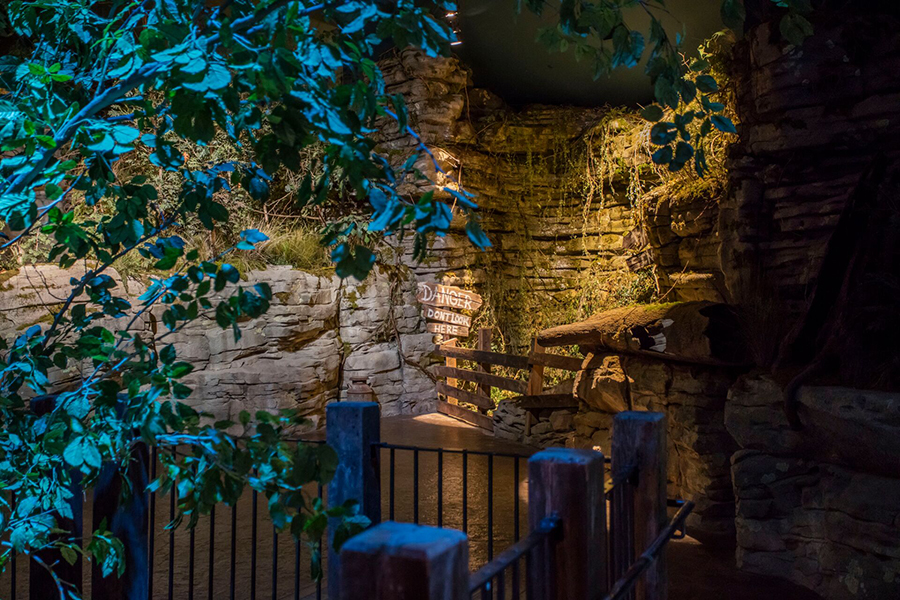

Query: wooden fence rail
[[433, 333, 584, 432], [336, 406, 688, 600]]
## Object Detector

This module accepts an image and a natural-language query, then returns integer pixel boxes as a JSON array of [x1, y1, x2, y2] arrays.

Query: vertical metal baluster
[[294, 538, 300, 600], [481, 582, 490, 600], [189, 525, 196, 600], [488, 454, 494, 561], [413, 449, 419, 524], [525, 547, 533, 600], [437, 450, 443, 528], [230, 503, 237, 600], [514, 456, 520, 542], [149, 448, 157, 600], [316, 483, 322, 600], [251, 489, 258, 600], [10, 494, 15, 600], [272, 524, 278, 600], [389, 447, 395, 521], [512, 556, 520, 600], [462, 450, 468, 533], [208, 505, 215, 600], [497, 568, 505, 600], [168, 489, 176, 600]]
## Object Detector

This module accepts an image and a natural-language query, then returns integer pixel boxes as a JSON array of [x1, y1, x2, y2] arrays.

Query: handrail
[[602, 501, 696, 600], [468, 516, 561, 592]]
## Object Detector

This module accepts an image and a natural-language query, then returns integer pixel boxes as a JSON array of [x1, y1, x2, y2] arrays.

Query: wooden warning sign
[[417, 283, 483, 312], [426, 322, 470, 338], [423, 306, 472, 328]]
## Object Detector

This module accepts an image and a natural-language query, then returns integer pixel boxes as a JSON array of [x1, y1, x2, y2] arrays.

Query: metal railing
[[603, 501, 695, 600], [468, 516, 561, 600]]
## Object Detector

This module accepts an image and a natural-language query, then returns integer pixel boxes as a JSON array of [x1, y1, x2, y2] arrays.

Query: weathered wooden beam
[[326, 402, 381, 600], [434, 344, 531, 370], [433, 365, 527, 395], [443, 338, 458, 402], [528, 448, 607, 599], [435, 381, 493, 410], [537, 302, 749, 366], [436, 400, 494, 431], [527, 339, 545, 396], [528, 352, 585, 372], [477, 328, 492, 413], [612, 412, 667, 600], [340, 522, 469, 600]]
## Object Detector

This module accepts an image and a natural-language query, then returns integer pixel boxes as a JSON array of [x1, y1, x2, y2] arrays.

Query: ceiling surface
[[453, 0, 724, 107]]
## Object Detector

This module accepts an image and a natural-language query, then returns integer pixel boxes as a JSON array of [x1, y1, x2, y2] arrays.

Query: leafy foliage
[[523, 0, 814, 176], [0, 0, 474, 595]]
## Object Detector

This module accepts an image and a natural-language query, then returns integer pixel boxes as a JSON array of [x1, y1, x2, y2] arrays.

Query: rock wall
[[0, 264, 437, 426], [494, 353, 741, 545], [726, 376, 900, 599]]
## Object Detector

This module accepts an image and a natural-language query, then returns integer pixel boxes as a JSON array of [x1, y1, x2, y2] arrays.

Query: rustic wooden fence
[[331, 403, 693, 600], [433, 331, 583, 432]]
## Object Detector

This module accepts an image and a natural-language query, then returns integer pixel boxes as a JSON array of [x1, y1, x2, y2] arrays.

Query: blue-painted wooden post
[[91, 442, 150, 599], [29, 395, 83, 600], [340, 522, 468, 600], [326, 401, 381, 600], [528, 447, 607, 599]]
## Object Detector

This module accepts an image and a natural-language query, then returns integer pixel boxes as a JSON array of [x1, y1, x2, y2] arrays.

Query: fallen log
[[537, 301, 749, 366]]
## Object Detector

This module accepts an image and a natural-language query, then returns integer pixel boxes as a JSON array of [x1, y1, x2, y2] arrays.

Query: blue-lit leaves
[[711, 115, 737, 134], [331, 243, 376, 281], [237, 228, 269, 250], [465, 220, 491, 250], [140, 236, 186, 270]]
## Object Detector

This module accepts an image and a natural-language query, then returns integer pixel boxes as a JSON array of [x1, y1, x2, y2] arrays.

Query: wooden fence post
[[91, 443, 150, 600], [444, 338, 458, 402], [340, 521, 468, 600], [476, 327, 492, 411], [29, 396, 83, 600], [612, 412, 667, 600], [528, 448, 607, 599], [326, 401, 381, 600]]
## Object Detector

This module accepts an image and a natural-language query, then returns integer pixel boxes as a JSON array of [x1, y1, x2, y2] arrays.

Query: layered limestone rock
[[0, 264, 437, 428], [726, 375, 900, 600]]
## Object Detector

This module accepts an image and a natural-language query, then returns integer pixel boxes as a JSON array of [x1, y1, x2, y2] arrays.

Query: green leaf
[[779, 13, 814, 47], [695, 75, 719, 94], [711, 115, 738, 134], [640, 105, 665, 122]]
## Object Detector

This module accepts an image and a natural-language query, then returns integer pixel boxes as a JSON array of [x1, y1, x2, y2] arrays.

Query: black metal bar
[[10, 494, 15, 600], [168, 490, 175, 600], [251, 488, 258, 600], [603, 502, 695, 600], [469, 517, 560, 592], [497, 568, 505, 599], [272, 524, 278, 600], [514, 456, 520, 543], [294, 538, 301, 600], [230, 503, 237, 600], [149, 448, 157, 600], [413, 449, 419, 524], [316, 482, 323, 600], [437, 449, 443, 528], [189, 525, 196, 600], [481, 583, 490, 600], [389, 447, 395, 521], [512, 556, 520, 599], [462, 450, 468, 533], [375, 442, 530, 461], [488, 453, 494, 561], [209, 505, 215, 600]]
